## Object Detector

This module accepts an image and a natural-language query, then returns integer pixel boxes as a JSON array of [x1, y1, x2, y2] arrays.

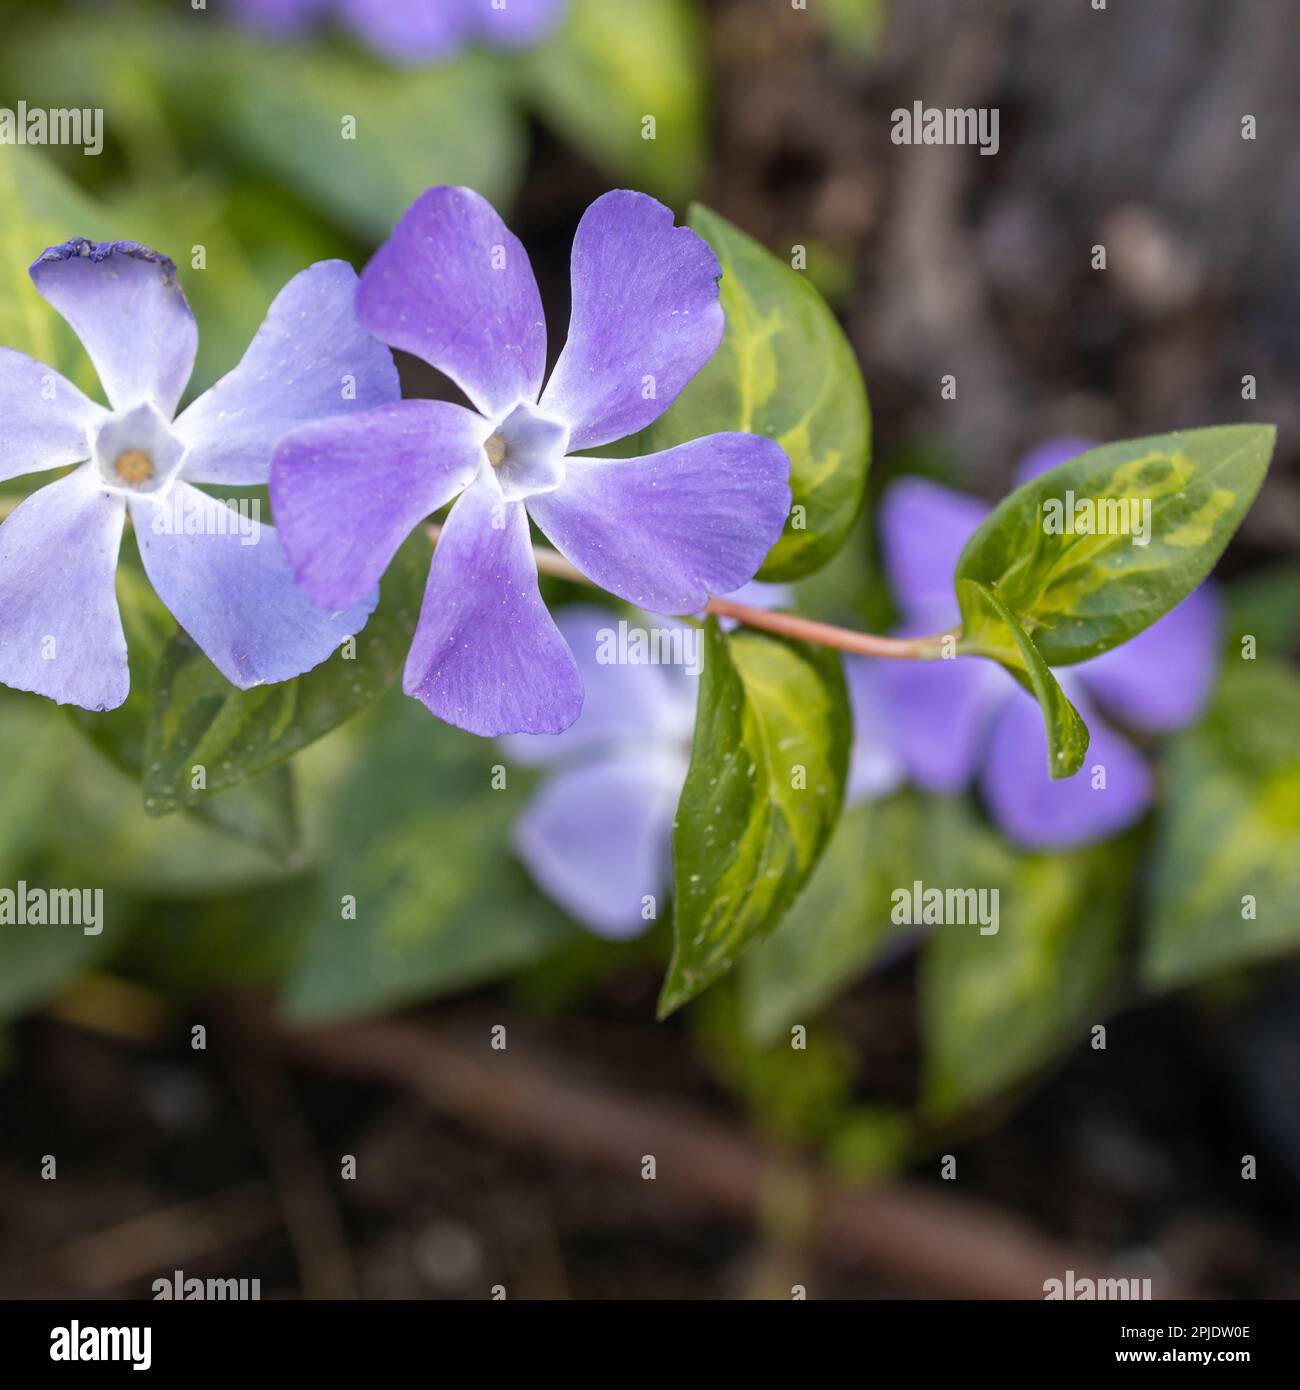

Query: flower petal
[[501, 603, 696, 766], [338, 0, 476, 62], [227, 0, 332, 36], [176, 260, 400, 486], [879, 477, 988, 631], [981, 684, 1153, 849], [30, 240, 196, 416], [526, 433, 791, 613], [843, 658, 907, 806], [514, 755, 676, 939], [0, 467, 127, 710], [1076, 584, 1222, 733], [875, 655, 1006, 794], [1014, 435, 1097, 487], [270, 399, 484, 610], [403, 478, 582, 735], [357, 186, 545, 420], [538, 191, 725, 451], [133, 483, 375, 689], [0, 348, 105, 483]]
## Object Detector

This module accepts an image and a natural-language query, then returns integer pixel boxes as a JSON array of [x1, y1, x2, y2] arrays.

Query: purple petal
[[1014, 435, 1097, 487], [526, 433, 791, 613], [176, 260, 400, 486], [133, 483, 375, 689], [502, 603, 694, 766], [879, 477, 988, 630], [0, 348, 106, 483], [538, 191, 725, 451], [271, 399, 483, 611], [340, 0, 475, 62], [30, 241, 196, 416], [357, 187, 545, 420], [981, 684, 1153, 849], [514, 754, 676, 939], [1076, 584, 1223, 733], [843, 658, 907, 806], [475, 0, 567, 49], [403, 478, 582, 735], [875, 655, 1006, 794], [0, 466, 127, 710], [227, 0, 332, 37]]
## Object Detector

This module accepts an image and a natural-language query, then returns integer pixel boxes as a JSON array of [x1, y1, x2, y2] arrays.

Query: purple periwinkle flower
[[271, 187, 792, 738], [0, 240, 399, 710], [504, 591, 894, 938], [229, 0, 566, 64], [870, 439, 1223, 850]]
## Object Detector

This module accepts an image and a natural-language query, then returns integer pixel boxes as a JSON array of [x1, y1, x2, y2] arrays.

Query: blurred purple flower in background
[[0, 241, 395, 710], [872, 439, 1223, 849], [272, 186, 791, 737], [229, 0, 567, 64], [504, 587, 899, 938]]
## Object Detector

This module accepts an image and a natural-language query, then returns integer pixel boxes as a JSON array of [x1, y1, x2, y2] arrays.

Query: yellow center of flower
[[113, 449, 155, 486], [484, 432, 507, 468]]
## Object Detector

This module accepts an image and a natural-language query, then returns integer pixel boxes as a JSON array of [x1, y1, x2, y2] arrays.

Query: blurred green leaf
[[0, 701, 118, 1018], [210, 40, 526, 240], [1144, 661, 1300, 990], [285, 697, 576, 1020], [646, 204, 871, 581], [922, 812, 1133, 1117], [661, 619, 851, 1017], [525, 0, 705, 204], [955, 427, 1274, 665], [0, 147, 106, 394], [820, 0, 889, 59], [742, 793, 925, 1045], [143, 531, 429, 816], [1226, 561, 1300, 660], [957, 577, 1089, 780]]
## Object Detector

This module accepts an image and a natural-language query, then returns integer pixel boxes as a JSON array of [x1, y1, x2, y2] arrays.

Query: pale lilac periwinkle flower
[[0, 240, 398, 710], [503, 589, 894, 938], [229, 0, 566, 64], [868, 439, 1223, 850], [271, 186, 792, 738]]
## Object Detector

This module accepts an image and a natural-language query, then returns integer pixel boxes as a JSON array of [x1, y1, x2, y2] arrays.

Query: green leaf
[[643, 204, 871, 580], [660, 619, 851, 1017], [1227, 561, 1300, 659], [742, 793, 926, 1045], [1143, 662, 1300, 990], [143, 531, 429, 815], [61, 548, 299, 859], [921, 812, 1134, 1117], [525, 0, 706, 204], [210, 40, 526, 240], [955, 426, 1274, 665], [284, 696, 575, 1020], [956, 577, 1089, 779]]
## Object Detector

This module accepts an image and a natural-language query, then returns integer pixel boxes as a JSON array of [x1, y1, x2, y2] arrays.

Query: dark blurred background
[[1, 0, 1298, 1300]]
